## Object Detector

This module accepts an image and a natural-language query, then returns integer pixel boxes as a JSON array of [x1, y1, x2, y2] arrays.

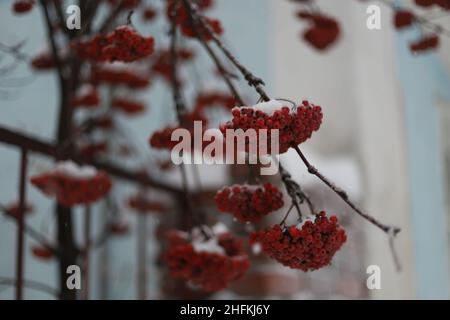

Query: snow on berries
[[215, 183, 284, 223], [30, 161, 112, 207], [250, 212, 347, 271], [220, 100, 323, 154], [164, 224, 250, 292], [73, 26, 154, 63], [297, 11, 340, 51], [12, 0, 35, 14]]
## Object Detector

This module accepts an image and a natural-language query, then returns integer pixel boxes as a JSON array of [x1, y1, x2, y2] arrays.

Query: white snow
[[192, 237, 225, 255], [244, 99, 285, 116], [212, 222, 228, 235], [76, 84, 95, 97], [53, 160, 98, 179], [251, 242, 262, 255]]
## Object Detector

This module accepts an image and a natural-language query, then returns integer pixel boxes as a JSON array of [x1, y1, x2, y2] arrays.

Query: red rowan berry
[[215, 183, 284, 223], [250, 212, 346, 271]]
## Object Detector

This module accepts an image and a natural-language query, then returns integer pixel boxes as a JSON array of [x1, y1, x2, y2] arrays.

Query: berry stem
[[293, 145, 401, 236], [279, 203, 295, 226], [182, 0, 270, 102], [181, 0, 245, 106], [377, 0, 450, 38]]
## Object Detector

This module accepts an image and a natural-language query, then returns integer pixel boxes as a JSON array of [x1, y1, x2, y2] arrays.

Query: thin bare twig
[[183, 0, 270, 101], [0, 277, 58, 298], [293, 145, 400, 235]]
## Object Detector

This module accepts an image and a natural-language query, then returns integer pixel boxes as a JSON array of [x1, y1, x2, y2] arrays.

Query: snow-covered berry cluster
[[164, 224, 250, 292], [73, 26, 154, 63], [250, 212, 347, 271], [30, 161, 112, 207], [215, 183, 284, 222], [220, 100, 323, 154]]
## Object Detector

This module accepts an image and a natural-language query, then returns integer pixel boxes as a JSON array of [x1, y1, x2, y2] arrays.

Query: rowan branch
[[293, 145, 400, 236]]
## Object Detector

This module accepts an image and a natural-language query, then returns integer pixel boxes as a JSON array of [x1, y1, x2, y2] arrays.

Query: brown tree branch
[[0, 126, 181, 194]]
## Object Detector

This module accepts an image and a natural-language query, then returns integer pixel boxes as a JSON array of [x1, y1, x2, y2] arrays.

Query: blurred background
[[1, 0, 450, 299]]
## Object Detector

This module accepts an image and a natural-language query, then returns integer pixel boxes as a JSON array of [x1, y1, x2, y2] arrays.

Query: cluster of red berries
[[164, 228, 249, 292], [112, 97, 146, 115], [105, 0, 141, 9], [215, 183, 284, 222], [31, 245, 54, 261], [4, 203, 33, 220], [181, 17, 223, 41], [166, 0, 222, 41], [108, 220, 130, 236], [71, 86, 101, 109], [142, 6, 157, 22], [30, 52, 55, 70], [128, 194, 168, 214], [73, 26, 154, 63], [91, 66, 150, 89], [12, 0, 35, 14], [151, 48, 194, 84], [90, 115, 114, 130], [297, 11, 340, 51], [410, 34, 440, 53], [250, 212, 347, 271], [78, 142, 108, 159], [30, 162, 112, 207], [149, 110, 207, 151], [194, 91, 237, 111], [393, 10, 416, 30], [220, 100, 323, 154], [414, 0, 450, 9]]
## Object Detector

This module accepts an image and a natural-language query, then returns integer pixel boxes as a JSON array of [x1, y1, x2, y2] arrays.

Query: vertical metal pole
[[137, 214, 147, 300], [82, 205, 91, 300], [16, 148, 28, 300]]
